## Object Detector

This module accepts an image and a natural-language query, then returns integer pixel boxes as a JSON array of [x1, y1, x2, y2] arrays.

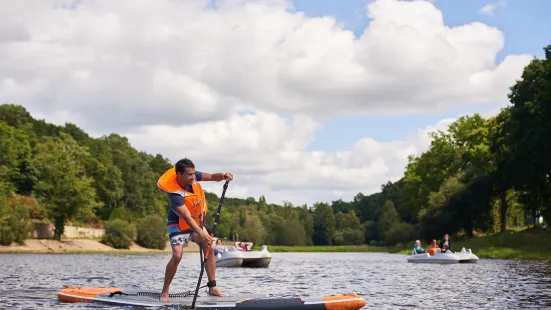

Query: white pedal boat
[[216, 245, 272, 268], [455, 247, 479, 263], [215, 246, 244, 267], [407, 250, 460, 264]]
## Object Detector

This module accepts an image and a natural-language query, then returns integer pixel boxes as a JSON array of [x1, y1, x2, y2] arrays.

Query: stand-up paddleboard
[[57, 285, 367, 309]]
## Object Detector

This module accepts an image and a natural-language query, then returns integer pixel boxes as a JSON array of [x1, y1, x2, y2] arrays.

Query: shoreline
[[2, 229, 548, 260], [3, 243, 547, 261], [0, 239, 198, 254]]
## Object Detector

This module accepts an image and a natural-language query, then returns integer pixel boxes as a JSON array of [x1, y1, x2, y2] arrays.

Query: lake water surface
[[1, 252, 550, 309]]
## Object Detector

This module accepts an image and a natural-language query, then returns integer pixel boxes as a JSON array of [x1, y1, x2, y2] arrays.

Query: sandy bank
[[0, 239, 200, 254]]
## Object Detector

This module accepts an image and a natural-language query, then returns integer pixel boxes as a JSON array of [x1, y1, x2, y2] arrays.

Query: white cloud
[[0, 0, 532, 205], [125, 110, 436, 205], [0, 0, 531, 129], [479, 0, 507, 16]]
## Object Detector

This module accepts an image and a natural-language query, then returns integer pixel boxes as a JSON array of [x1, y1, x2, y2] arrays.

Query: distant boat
[[216, 244, 272, 268], [407, 247, 479, 264], [455, 247, 479, 263]]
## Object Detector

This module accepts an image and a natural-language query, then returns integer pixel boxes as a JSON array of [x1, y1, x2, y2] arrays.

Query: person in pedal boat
[[412, 240, 424, 254], [236, 241, 253, 252], [439, 234, 452, 252], [214, 238, 225, 257], [157, 158, 233, 302]]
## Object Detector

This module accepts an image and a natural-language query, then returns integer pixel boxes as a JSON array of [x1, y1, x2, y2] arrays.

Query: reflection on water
[[0, 252, 550, 309]]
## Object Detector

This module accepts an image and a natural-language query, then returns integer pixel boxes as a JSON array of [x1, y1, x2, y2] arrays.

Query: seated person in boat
[[441, 241, 450, 253], [439, 234, 452, 251], [214, 238, 225, 256], [412, 240, 424, 254], [235, 241, 253, 252], [427, 239, 441, 255]]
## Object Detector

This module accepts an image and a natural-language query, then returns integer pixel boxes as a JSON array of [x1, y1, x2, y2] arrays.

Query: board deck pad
[[93, 288, 270, 307]]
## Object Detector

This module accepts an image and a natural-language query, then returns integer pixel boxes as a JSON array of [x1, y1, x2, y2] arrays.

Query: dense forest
[[1, 44, 550, 248]]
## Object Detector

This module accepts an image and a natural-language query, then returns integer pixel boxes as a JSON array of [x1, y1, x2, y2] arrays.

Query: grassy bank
[[255, 244, 403, 253], [452, 227, 550, 260]]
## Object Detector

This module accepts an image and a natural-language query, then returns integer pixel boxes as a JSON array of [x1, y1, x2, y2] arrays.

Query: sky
[[0, 0, 549, 206]]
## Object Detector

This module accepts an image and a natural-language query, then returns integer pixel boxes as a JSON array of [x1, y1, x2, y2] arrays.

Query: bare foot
[[208, 287, 228, 297], [160, 291, 171, 302]]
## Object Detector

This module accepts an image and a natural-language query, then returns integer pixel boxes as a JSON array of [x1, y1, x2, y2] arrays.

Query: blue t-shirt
[[167, 171, 203, 230]]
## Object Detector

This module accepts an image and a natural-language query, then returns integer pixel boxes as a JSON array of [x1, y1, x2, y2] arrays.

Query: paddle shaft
[[191, 180, 229, 309]]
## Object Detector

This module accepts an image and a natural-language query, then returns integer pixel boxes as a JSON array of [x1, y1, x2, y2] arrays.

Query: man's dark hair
[[175, 158, 195, 174]]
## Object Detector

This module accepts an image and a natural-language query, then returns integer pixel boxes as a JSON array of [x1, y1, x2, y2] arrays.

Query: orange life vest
[[157, 167, 208, 231]]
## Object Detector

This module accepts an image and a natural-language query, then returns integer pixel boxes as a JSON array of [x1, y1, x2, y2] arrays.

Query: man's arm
[[200, 172, 233, 182], [173, 204, 204, 237]]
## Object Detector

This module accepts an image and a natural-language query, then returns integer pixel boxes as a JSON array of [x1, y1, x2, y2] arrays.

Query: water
[[0, 252, 550, 309]]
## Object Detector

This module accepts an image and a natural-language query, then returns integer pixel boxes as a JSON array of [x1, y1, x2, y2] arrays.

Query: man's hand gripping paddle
[[191, 180, 230, 309]]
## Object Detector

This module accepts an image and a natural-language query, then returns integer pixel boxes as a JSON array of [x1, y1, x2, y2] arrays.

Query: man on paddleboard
[[157, 158, 233, 302]]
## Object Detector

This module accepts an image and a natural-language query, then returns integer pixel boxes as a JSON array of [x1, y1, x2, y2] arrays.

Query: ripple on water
[[0, 252, 550, 309]]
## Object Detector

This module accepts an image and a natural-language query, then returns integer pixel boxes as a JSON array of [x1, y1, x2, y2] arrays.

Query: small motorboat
[[407, 249, 460, 264], [455, 247, 479, 263], [215, 246, 244, 267], [215, 244, 272, 268]]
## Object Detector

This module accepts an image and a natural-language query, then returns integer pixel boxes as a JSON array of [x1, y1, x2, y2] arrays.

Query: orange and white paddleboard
[[58, 285, 367, 309]]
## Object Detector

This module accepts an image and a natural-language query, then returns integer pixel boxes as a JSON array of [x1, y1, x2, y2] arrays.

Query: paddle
[[191, 179, 230, 309]]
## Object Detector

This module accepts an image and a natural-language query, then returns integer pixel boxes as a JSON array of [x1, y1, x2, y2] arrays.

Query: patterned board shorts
[[169, 232, 191, 248], [167, 224, 193, 248]]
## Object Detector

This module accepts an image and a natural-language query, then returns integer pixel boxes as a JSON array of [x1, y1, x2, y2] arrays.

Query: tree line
[[1, 44, 549, 248]]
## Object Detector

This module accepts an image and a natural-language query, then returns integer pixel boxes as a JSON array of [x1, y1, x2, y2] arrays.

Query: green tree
[[312, 202, 335, 245], [487, 109, 518, 233], [237, 212, 265, 245], [0, 194, 33, 245], [136, 215, 167, 250], [0, 121, 33, 194], [32, 133, 98, 240], [497, 45, 551, 226], [274, 217, 309, 246], [418, 174, 465, 240], [402, 132, 459, 221], [261, 213, 284, 245], [362, 220, 378, 242], [298, 206, 314, 243], [377, 200, 400, 239], [333, 210, 365, 245], [102, 219, 136, 249], [354, 192, 384, 223], [0, 104, 35, 131]]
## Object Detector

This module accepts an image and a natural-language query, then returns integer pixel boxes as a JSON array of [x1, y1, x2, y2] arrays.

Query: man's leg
[[190, 227, 227, 297], [205, 244, 227, 296], [160, 232, 190, 302]]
